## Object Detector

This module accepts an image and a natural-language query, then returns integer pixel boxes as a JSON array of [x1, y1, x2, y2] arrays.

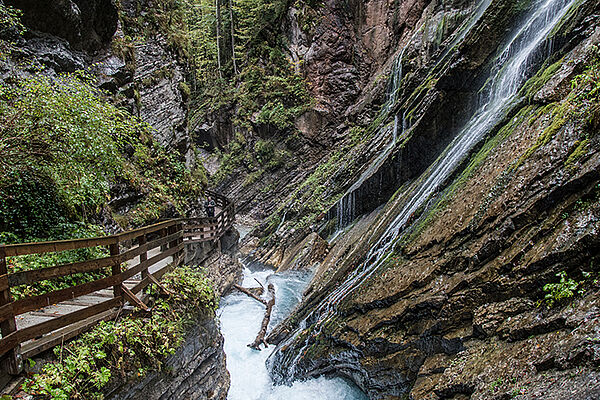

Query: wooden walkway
[[0, 190, 234, 376]]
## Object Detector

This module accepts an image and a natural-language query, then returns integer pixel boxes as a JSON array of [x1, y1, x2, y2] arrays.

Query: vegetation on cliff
[[0, 9, 206, 244], [21, 266, 217, 400], [119, 0, 313, 185]]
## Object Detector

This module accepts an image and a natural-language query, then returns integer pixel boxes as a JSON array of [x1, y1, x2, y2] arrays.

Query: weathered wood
[[110, 241, 122, 300], [138, 234, 148, 279], [0, 297, 122, 357], [4, 236, 118, 257], [8, 256, 117, 288], [248, 284, 275, 350], [0, 244, 183, 319], [183, 230, 216, 238], [0, 274, 8, 293], [6, 232, 183, 289], [233, 284, 267, 305], [118, 231, 182, 264], [0, 191, 234, 363], [121, 285, 149, 311], [147, 273, 171, 295], [20, 308, 119, 359], [116, 219, 180, 243], [0, 246, 21, 374]]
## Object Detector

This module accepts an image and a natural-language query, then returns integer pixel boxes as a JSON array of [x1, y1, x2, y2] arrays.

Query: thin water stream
[[218, 258, 367, 400], [273, 0, 580, 380]]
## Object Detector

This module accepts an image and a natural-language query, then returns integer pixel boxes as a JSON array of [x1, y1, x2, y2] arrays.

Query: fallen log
[[248, 283, 275, 350], [233, 284, 267, 305]]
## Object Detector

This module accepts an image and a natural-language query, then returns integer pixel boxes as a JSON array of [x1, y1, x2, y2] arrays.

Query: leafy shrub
[[543, 271, 585, 307], [0, 71, 204, 238], [23, 265, 216, 400]]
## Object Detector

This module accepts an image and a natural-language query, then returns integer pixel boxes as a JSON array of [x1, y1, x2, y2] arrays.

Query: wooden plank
[[0, 303, 15, 324], [118, 231, 182, 264], [147, 274, 171, 295], [184, 231, 216, 238], [20, 308, 119, 359], [3, 220, 181, 257], [184, 224, 214, 230], [8, 256, 117, 287], [0, 275, 8, 293], [0, 243, 183, 319], [138, 234, 148, 279], [0, 247, 20, 374], [0, 298, 122, 357], [4, 236, 118, 257], [117, 219, 180, 243], [110, 242, 122, 300], [183, 239, 213, 244], [121, 285, 149, 311]]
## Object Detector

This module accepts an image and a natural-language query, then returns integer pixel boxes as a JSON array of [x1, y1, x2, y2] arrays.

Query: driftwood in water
[[233, 284, 267, 305], [248, 283, 276, 350]]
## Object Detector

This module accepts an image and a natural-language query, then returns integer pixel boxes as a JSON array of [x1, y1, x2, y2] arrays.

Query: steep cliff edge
[[256, 0, 600, 399], [3, 0, 194, 165]]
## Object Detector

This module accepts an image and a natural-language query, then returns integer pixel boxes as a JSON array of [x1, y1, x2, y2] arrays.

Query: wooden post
[[0, 246, 22, 374], [176, 223, 184, 265], [160, 228, 168, 252], [137, 234, 148, 279], [110, 240, 122, 300]]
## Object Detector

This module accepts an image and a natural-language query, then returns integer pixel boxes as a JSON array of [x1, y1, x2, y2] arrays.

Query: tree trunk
[[228, 0, 238, 76], [248, 284, 275, 350], [233, 284, 266, 305], [215, 0, 223, 79]]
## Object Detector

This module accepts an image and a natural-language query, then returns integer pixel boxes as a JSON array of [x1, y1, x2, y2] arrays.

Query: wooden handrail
[[0, 192, 235, 373]]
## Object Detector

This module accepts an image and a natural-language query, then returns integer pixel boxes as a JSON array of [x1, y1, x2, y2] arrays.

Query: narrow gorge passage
[[218, 239, 366, 400]]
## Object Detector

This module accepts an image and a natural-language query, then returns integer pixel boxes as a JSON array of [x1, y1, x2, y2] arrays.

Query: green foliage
[[0, 4, 25, 36], [0, 72, 130, 218], [543, 271, 585, 307], [0, 71, 204, 237], [23, 265, 216, 400]]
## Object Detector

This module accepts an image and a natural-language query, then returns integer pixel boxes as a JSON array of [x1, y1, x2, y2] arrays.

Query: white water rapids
[[219, 260, 367, 400]]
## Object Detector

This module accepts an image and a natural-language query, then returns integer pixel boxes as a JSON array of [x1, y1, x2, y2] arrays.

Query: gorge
[[1, 0, 599, 399]]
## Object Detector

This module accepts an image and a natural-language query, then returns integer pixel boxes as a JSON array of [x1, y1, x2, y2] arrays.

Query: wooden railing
[[0, 191, 234, 375]]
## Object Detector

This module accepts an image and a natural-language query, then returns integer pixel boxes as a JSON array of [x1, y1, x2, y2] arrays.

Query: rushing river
[[218, 260, 366, 400]]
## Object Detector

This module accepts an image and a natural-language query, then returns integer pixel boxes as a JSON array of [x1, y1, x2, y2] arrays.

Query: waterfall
[[331, 0, 494, 233], [274, 0, 580, 381]]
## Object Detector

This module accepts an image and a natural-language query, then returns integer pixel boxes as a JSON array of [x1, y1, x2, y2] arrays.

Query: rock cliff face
[[237, 0, 600, 399], [4, 0, 194, 164], [106, 314, 230, 400]]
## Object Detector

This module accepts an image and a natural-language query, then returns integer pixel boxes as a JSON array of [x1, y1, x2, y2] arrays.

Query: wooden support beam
[[0, 243, 183, 320], [147, 274, 171, 296], [137, 234, 148, 279], [121, 285, 149, 312], [110, 241, 122, 300]]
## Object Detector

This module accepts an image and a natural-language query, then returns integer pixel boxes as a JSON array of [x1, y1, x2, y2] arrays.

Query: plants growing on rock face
[[0, 70, 205, 240], [543, 271, 587, 307], [22, 265, 217, 400]]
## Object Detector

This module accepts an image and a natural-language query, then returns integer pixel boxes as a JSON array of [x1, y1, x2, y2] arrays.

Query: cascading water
[[331, 0, 495, 234], [219, 258, 367, 399], [274, 0, 580, 381]]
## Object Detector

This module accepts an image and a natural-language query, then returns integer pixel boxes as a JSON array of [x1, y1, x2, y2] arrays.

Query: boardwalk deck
[[0, 191, 234, 379]]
